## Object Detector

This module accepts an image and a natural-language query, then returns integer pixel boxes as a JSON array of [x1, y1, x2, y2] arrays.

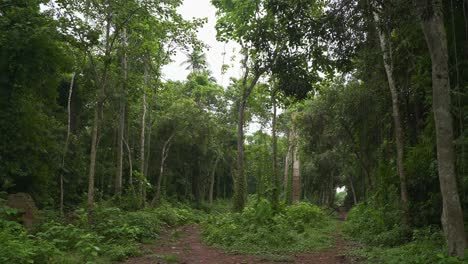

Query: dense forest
[[1, 0, 468, 263]]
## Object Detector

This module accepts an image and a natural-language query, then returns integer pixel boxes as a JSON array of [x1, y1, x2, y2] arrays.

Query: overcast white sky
[[162, 0, 241, 87]]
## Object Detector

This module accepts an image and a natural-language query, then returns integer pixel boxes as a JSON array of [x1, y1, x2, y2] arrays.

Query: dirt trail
[[125, 210, 361, 264]]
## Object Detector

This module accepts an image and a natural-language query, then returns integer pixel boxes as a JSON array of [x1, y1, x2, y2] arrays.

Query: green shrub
[[352, 228, 467, 264], [202, 199, 334, 254], [153, 202, 204, 226], [36, 221, 103, 257], [343, 202, 404, 246], [285, 202, 327, 227], [0, 219, 58, 264], [0, 202, 204, 263], [103, 243, 141, 261]]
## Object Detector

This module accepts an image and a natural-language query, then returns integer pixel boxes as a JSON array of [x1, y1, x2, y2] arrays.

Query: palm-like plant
[[181, 47, 208, 73]]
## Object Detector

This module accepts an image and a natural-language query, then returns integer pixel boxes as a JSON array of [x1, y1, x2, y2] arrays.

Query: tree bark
[[348, 175, 357, 205], [292, 125, 300, 203], [60, 72, 75, 215], [123, 138, 133, 190], [87, 103, 100, 210], [209, 157, 220, 206], [284, 130, 292, 196], [271, 89, 279, 210], [416, 0, 466, 257], [144, 99, 153, 178], [139, 64, 148, 205], [373, 10, 410, 232], [152, 134, 174, 205], [233, 56, 262, 212], [115, 28, 127, 197], [87, 7, 112, 217]]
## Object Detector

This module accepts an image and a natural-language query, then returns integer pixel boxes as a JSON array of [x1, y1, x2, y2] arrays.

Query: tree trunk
[[87, 103, 100, 210], [233, 98, 248, 211], [417, 0, 466, 257], [233, 60, 262, 212], [153, 134, 174, 206], [115, 28, 127, 197], [87, 8, 112, 216], [140, 65, 148, 205], [123, 138, 133, 190], [271, 89, 279, 210], [373, 10, 410, 232], [144, 99, 153, 178], [348, 175, 357, 205], [209, 157, 220, 206], [292, 125, 300, 203], [284, 130, 292, 195], [60, 72, 75, 215]]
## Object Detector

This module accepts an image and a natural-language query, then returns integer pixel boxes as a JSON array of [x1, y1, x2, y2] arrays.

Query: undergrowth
[[0, 200, 203, 263], [201, 199, 335, 254], [344, 202, 468, 264]]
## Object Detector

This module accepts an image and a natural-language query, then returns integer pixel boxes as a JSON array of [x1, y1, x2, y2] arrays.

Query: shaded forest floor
[[125, 210, 364, 264]]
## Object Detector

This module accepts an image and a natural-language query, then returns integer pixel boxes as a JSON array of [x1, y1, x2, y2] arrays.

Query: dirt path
[[125, 211, 361, 264]]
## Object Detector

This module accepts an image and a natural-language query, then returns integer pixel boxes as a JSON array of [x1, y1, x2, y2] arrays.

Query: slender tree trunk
[[271, 89, 279, 210], [115, 28, 127, 197], [123, 138, 133, 190], [144, 99, 153, 178], [140, 65, 148, 205], [209, 157, 220, 206], [292, 125, 300, 203], [450, 0, 466, 204], [284, 130, 292, 195], [373, 10, 410, 231], [87, 8, 112, 218], [153, 134, 174, 205], [417, 0, 466, 257], [233, 62, 262, 212], [87, 104, 100, 210], [234, 97, 248, 211], [348, 176, 357, 205], [60, 72, 75, 215]]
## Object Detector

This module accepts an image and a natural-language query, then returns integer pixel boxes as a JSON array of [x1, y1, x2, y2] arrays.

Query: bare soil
[[125, 210, 363, 264]]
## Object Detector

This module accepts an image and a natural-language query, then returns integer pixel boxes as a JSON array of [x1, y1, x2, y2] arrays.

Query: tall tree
[[372, 5, 410, 233], [115, 28, 127, 197], [271, 86, 279, 209], [416, 0, 466, 257], [212, 0, 267, 211], [291, 120, 300, 203]]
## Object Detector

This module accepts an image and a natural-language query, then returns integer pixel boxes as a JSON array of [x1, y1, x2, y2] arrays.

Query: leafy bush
[[0, 202, 204, 263], [36, 221, 103, 257], [202, 199, 334, 254], [0, 219, 58, 264], [153, 202, 204, 226], [103, 243, 141, 261], [343, 201, 405, 246], [351, 228, 467, 264]]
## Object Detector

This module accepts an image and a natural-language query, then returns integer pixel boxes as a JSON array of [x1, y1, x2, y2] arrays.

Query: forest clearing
[[1, 0, 468, 263]]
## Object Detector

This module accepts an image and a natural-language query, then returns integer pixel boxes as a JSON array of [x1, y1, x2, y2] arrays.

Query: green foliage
[[202, 199, 334, 254], [36, 222, 103, 256], [153, 202, 204, 226], [0, 0, 70, 203], [0, 219, 58, 264], [343, 201, 405, 246], [0, 202, 204, 263], [334, 191, 346, 207], [351, 228, 467, 264]]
